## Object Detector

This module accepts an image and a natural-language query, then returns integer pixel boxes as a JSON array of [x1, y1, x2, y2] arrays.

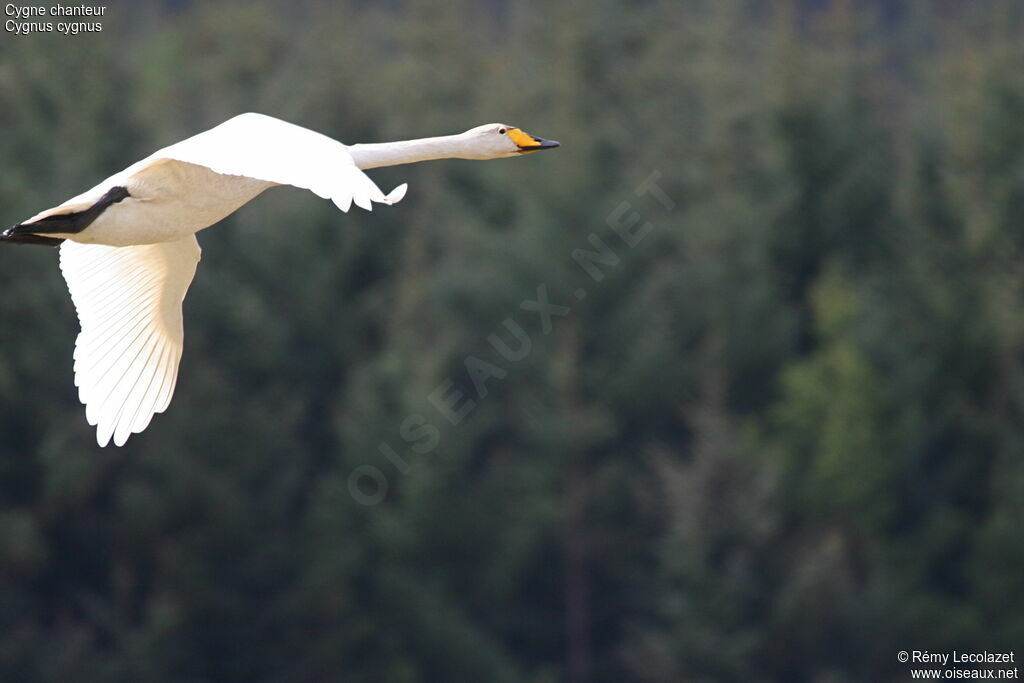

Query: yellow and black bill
[[507, 127, 561, 153]]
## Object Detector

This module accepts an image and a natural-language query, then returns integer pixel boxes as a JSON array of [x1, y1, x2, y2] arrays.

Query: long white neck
[[347, 134, 473, 170]]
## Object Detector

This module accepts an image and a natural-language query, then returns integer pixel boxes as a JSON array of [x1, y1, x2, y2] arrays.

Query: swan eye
[[498, 128, 507, 134]]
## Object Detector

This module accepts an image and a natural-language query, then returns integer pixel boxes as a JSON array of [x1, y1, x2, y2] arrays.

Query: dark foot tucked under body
[[1, 185, 130, 248], [0, 233, 65, 247]]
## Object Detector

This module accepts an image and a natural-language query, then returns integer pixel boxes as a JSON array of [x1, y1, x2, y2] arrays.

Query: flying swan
[[2, 113, 559, 447]]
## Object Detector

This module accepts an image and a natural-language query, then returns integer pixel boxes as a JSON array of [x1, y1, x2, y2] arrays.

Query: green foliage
[[2, 1, 1024, 681]]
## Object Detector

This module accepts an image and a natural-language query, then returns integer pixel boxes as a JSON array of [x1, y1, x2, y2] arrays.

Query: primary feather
[[60, 237, 200, 447]]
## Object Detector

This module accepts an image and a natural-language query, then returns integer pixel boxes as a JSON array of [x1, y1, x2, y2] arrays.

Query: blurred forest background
[[2, 0, 1024, 681]]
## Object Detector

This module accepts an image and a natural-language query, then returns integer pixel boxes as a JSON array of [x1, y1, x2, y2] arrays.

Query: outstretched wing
[[60, 236, 201, 447], [18, 113, 406, 228], [151, 112, 407, 212]]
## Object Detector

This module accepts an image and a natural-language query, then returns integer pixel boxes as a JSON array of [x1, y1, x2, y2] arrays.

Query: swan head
[[459, 123, 560, 159]]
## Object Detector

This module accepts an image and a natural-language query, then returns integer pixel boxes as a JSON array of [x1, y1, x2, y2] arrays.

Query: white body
[[71, 162, 273, 246], [33, 113, 409, 247], [12, 113, 555, 446]]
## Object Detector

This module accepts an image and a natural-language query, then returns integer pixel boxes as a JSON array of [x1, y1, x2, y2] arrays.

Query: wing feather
[[152, 112, 407, 213], [131, 341, 172, 433], [60, 236, 201, 447], [112, 328, 165, 446]]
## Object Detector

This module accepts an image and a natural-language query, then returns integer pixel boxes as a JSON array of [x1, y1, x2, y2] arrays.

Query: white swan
[[2, 113, 559, 446]]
